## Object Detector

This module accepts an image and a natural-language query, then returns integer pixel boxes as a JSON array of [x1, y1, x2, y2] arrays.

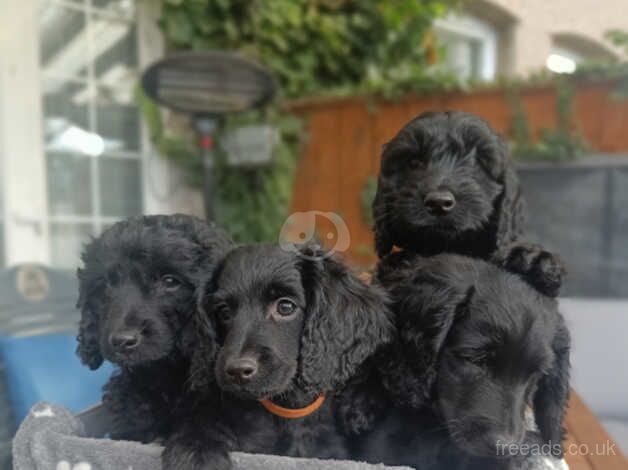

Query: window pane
[[93, 17, 138, 83], [437, 30, 481, 80], [99, 157, 142, 216], [43, 79, 92, 155], [47, 153, 93, 216], [50, 223, 94, 269], [95, 85, 140, 153], [39, 3, 88, 79]]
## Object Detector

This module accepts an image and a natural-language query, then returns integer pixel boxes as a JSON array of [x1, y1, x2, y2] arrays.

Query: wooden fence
[[287, 80, 628, 266]]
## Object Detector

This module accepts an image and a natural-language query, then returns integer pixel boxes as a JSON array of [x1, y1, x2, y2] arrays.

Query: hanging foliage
[[145, 0, 456, 242]]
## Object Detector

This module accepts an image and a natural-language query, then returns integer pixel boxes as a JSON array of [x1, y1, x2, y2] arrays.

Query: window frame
[[434, 13, 499, 82], [0, 0, 176, 268], [41, 0, 143, 253]]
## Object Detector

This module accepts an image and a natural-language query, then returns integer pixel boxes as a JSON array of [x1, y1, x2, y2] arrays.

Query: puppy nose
[[226, 357, 258, 382], [424, 190, 456, 214], [109, 331, 141, 351]]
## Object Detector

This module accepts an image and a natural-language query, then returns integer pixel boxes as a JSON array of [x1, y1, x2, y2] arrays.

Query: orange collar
[[259, 393, 326, 419]]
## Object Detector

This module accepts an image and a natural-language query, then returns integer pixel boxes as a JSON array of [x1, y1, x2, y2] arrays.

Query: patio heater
[[141, 51, 276, 221]]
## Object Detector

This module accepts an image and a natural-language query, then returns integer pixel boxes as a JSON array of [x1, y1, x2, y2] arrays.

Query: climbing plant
[[146, 0, 456, 242], [508, 80, 588, 162], [159, 0, 458, 98]]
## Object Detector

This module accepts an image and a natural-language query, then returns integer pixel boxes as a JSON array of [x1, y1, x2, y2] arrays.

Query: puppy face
[[374, 112, 513, 255], [204, 244, 393, 401], [212, 245, 307, 399], [436, 293, 555, 456], [378, 253, 567, 458], [77, 215, 231, 369], [94, 256, 196, 366]]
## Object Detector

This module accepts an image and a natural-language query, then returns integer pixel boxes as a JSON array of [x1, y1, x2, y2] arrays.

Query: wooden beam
[[564, 391, 627, 470]]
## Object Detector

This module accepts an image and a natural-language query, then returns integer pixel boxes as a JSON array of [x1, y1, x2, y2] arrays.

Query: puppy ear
[[191, 218, 233, 257], [187, 268, 223, 392], [495, 164, 525, 249], [372, 178, 394, 258], [384, 276, 475, 409], [297, 247, 393, 392], [534, 314, 571, 456], [75, 268, 104, 370]]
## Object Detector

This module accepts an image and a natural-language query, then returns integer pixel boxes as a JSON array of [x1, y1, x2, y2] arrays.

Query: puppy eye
[[456, 351, 489, 366], [161, 274, 182, 291], [467, 356, 487, 367], [275, 298, 298, 318]]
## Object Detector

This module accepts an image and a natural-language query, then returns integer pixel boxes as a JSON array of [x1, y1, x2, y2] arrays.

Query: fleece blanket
[[13, 402, 568, 470]]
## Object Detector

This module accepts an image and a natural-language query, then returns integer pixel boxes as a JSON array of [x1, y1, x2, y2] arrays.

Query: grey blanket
[[13, 402, 568, 470]]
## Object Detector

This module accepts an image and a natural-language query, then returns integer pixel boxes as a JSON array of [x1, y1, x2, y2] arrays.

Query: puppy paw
[[336, 370, 389, 436], [493, 243, 565, 297], [337, 396, 381, 436]]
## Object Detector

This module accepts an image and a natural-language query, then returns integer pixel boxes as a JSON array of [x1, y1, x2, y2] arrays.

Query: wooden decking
[[564, 392, 627, 470]]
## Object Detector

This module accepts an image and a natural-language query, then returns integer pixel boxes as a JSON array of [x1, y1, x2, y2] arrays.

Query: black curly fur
[[162, 244, 393, 470], [350, 253, 571, 469], [76, 214, 232, 441], [370, 111, 566, 296], [338, 112, 566, 444], [373, 111, 524, 258]]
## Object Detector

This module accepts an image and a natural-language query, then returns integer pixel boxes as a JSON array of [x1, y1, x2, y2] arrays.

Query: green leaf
[[149, 0, 458, 242]]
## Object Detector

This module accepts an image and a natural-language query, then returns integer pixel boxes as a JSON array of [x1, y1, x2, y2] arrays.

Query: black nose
[[424, 190, 456, 214], [226, 357, 258, 382], [109, 331, 141, 351]]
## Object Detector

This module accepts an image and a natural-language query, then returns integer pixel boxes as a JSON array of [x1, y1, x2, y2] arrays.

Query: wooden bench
[[564, 392, 627, 470]]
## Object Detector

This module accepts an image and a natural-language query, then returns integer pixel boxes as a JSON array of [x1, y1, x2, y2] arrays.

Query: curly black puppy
[[373, 111, 522, 258], [162, 244, 393, 470], [355, 252, 570, 469], [76, 214, 231, 441], [372, 111, 563, 295]]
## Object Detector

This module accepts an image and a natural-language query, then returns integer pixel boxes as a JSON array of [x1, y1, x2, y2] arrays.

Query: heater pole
[[194, 116, 218, 222]]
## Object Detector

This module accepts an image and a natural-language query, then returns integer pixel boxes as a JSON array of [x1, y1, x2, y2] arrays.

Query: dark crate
[[518, 156, 628, 298]]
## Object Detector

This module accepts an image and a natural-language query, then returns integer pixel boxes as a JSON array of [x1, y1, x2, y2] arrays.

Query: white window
[[0, 1, 198, 270], [39, 0, 143, 268], [547, 35, 616, 75], [434, 13, 498, 82]]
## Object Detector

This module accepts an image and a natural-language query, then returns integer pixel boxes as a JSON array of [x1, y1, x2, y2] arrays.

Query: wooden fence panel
[[288, 81, 628, 265]]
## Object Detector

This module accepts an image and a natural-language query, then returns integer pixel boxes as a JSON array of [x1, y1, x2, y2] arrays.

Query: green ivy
[[509, 81, 588, 162], [138, 87, 302, 243], [213, 110, 302, 243], [569, 29, 628, 99], [160, 0, 458, 99], [149, 0, 456, 243]]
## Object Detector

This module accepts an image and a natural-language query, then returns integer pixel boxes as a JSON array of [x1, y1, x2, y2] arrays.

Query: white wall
[[0, 0, 50, 265], [137, 1, 205, 219]]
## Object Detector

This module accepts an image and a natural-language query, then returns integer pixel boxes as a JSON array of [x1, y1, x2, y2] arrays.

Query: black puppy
[[162, 244, 393, 470], [355, 252, 570, 469], [76, 214, 231, 441], [372, 111, 563, 296]]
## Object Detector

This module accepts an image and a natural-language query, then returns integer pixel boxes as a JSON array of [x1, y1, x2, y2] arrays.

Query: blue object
[[0, 334, 113, 421]]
